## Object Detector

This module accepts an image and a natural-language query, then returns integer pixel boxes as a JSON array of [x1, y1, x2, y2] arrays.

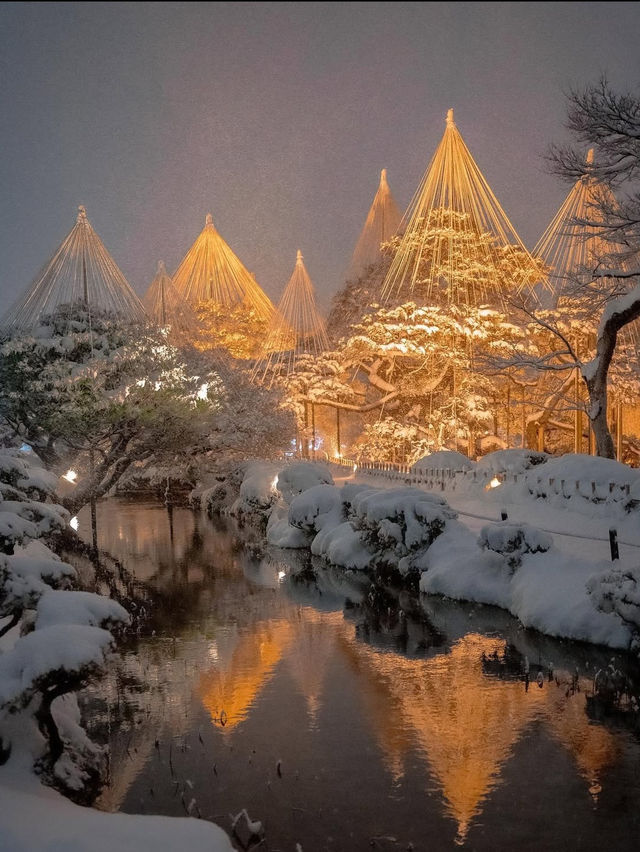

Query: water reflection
[[79, 500, 640, 850]]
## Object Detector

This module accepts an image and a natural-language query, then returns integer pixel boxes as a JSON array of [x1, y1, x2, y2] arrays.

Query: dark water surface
[[77, 499, 640, 851]]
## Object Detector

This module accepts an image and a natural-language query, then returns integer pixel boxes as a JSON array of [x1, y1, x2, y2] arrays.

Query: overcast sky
[[1, 2, 639, 316]]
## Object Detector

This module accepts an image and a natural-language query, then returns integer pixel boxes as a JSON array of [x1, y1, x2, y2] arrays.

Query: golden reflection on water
[[199, 619, 294, 731], [86, 502, 623, 841], [341, 633, 552, 843], [195, 610, 618, 843]]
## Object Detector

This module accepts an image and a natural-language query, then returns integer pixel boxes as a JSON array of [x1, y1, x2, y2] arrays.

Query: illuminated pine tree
[[382, 110, 544, 309]]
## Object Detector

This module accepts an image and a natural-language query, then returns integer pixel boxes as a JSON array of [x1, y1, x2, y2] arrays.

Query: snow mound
[[476, 448, 549, 475], [524, 453, 639, 503], [288, 484, 344, 533], [275, 462, 334, 504], [479, 522, 553, 570], [0, 769, 234, 852], [411, 450, 474, 472]]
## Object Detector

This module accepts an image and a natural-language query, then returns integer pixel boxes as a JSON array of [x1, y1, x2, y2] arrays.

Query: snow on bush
[[35, 590, 128, 631], [267, 483, 345, 549], [587, 568, 640, 646], [524, 453, 639, 504], [351, 487, 456, 572], [410, 450, 475, 473], [0, 625, 117, 709], [256, 462, 333, 547], [0, 439, 131, 805], [288, 484, 344, 533], [0, 448, 58, 501], [309, 485, 457, 575], [311, 520, 376, 570], [275, 461, 333, 503], [479, 522, 553, 571], [235, 462, 281, 514], [265, 503, 312, 548], [476, 448, 549, 476]]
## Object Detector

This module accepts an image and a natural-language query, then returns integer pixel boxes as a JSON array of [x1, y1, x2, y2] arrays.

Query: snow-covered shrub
[[0, 441, 129, 802], [311, 520, 376, 570], [352, 488, 455, 557], [288, 484, 344, 534], [275, 461, 333, 503], [524, 453, 639, 504], [476, 448, 549, 476], [479, 522, 552, 571], [587, 568, 640, 648], [302, 484, 457, 575], [235, 462, 281, 514], [411, 450, 475, 473], [197, 462, 251, 515]]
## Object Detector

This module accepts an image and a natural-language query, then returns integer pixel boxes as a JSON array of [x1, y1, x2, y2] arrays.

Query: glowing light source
[[487, 477, 501, 489], [353, 464, 358, 472], [62, 470, 78, 484], [69, 516, 79, 531], [277, 570, 286, 581]]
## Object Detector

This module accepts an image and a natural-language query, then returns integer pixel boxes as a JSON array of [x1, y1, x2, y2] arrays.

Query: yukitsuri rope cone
[[381, 109, 544, 310], [2, 205, 146, 331], [172, 213, 274, 324], [347, 168, 401, 282], [142, 260, 198, 345], [253, 250, 329, 385], [534, 149, 624, 307]]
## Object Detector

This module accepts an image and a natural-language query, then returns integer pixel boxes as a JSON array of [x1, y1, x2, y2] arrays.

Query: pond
[[76, 498, 640, 851]]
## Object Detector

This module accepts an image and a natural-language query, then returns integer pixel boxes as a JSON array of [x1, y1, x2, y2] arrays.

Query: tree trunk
[[584, 374, 615, 458]]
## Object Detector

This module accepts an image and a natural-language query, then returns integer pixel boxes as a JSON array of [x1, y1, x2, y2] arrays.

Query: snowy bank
[[0, 763, 234, 852], [229, 459, 639, 653]]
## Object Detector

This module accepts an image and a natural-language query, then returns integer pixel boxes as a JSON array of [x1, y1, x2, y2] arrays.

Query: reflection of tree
[[341, 632, 549, 842], [86, 504, 628, 838], [199, 619, 294, 731]]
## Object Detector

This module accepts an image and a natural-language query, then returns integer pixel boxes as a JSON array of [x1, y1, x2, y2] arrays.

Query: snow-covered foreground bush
[[479, 522, 553, 571], [0, 442, 235, 850], [0, 445, 129, 794]]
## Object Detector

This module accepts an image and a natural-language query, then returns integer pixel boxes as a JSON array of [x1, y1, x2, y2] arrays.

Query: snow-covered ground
[[0, 759, 235, 852]]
